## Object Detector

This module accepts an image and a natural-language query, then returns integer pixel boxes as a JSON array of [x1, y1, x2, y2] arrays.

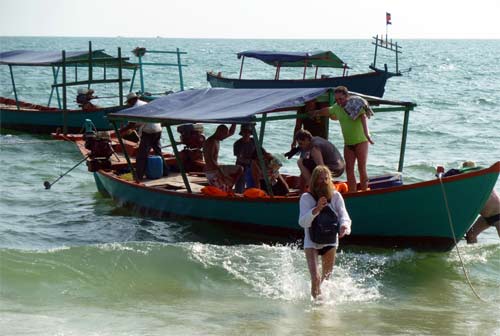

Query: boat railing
[[131, 47, 187, 96], [371, 34, 403, 75]]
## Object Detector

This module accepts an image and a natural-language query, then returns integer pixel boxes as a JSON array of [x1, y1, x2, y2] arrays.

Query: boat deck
[[142, 173, 208, 193]]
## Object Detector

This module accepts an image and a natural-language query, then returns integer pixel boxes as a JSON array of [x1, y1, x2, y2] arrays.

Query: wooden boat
[[0, 44, 187, 134], [65, 88, 499, 251], [207, 36, 404, 98]]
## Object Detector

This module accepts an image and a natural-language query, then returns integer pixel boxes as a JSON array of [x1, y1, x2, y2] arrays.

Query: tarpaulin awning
[[108, 88, 331, 123], [108, 88, 415, 124], [0, 50, 138, 69], [237, 50, 348, 68]]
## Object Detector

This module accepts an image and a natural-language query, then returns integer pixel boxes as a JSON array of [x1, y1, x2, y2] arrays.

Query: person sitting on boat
[[121, 92, 165, 181], [233, 123, 256, 193], [309, 86, 374, 193], [294, 129, 345, 191], [76, 87, 98, 111], [298, 165, 351, 299], [250, 147, 289, 196], [460, 162, 500, 243], [287, 100, 328, 159], [203, 124, 243, 192]]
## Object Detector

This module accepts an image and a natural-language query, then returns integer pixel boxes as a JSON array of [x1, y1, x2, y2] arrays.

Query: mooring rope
[[438, 175, 487, 302]]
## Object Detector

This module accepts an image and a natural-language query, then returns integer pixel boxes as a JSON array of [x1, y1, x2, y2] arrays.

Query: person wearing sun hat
[[76, 87, 98, 110], [233, 123, 257, 193]]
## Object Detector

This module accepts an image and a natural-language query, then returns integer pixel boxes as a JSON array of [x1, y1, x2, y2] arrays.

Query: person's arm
[[224, 124, 237, 139], [360, 114, 374, 144], [308, 106, 331, 118], [332, 193, 352, 237], [291, 117, 303, 148], [298, 193, 327, 228], [233, 140, 239, 157], [310, 146, 325, 166]]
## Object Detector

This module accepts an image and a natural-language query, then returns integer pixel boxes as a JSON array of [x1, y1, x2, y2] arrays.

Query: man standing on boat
[[310, 86, 374, 192], [122, 92, 164, 181], [289, 100, 328, 155], [203, 124, 243, 192], [233, 123, 256, 193], [294, 129, 345, 190]]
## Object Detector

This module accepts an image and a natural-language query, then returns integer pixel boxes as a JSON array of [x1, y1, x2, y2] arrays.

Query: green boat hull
[[0, 105, 125, 133], [93, 162, 500, 251]]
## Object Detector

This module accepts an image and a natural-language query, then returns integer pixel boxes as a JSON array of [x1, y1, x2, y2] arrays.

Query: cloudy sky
[[1, 0, 499, 39]]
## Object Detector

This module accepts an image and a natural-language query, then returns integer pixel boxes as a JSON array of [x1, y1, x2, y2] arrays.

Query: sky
[[1, 0, 499, 39]]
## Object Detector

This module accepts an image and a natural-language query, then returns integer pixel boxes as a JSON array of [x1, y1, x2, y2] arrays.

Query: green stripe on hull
[[94, 164, 499, 247]]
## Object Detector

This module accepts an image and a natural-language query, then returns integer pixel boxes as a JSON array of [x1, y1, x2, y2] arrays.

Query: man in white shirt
[[123, 92, 164, 181]]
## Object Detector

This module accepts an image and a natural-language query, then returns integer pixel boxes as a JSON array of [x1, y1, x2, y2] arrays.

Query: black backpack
[[309, 193, 339, 244]]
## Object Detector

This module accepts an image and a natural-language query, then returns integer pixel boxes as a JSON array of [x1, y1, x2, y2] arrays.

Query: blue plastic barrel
[[146, 155, 163, 179]]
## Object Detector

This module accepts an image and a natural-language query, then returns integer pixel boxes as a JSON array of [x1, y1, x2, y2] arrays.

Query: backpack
[[308, 193, 339, 244]]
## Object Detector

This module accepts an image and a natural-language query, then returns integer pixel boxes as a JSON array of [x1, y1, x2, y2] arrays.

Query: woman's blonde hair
[[310, 165, 334, 200]]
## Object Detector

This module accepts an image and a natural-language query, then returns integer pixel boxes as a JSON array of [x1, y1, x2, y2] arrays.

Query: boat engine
[[176, 123, 205, 171], [83, 120, 113, 172]]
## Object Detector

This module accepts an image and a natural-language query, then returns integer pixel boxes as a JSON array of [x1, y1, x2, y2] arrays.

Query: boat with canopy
[[63, 87, 499, 251], [0, 42, 187, 133], [207, 36, 404, 98]]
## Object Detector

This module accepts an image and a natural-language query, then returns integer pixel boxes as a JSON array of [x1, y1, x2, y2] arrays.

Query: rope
[[438, 175, 487, 302]]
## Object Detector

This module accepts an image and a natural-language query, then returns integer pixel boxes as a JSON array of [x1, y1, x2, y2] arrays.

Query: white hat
[[77, 87, 88, 95], [126, 92, 138, 101]]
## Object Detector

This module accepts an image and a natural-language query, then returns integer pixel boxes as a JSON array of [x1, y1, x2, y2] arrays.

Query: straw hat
[[462, 161, 476, 168], [126, 92, 138, 102]]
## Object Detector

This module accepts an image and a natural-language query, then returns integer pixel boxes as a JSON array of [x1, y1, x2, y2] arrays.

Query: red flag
[[386, 12, 392, 25]]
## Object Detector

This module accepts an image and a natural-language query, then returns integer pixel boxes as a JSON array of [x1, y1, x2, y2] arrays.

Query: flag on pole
[[386, 12, 392, 25]]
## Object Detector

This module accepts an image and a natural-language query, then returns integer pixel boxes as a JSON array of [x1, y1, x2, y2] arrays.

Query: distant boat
[[207, 35, 404, 97], [58, 88, 499, 251], [0, 44, 188, 134]]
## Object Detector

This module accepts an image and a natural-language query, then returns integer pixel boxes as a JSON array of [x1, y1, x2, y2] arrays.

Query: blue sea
[[0, 37, 499, 336]]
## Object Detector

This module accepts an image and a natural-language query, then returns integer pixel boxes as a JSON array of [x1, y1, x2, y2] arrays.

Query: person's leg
[[344, 145, 357, 192], [305, 248, 321, 299], [298, 158, 312, 191], [234, 175, 245, 193], [321, 247, 337, 282], [151, 132, 162, 156], [355, 141, 369, 190], [136, 134, 153, 180], [466, 216, 489, 244], [494, 222, 500, 238]]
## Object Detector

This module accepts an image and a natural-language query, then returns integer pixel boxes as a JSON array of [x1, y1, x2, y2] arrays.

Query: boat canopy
[[108, 88, 415, 124], [0, 50, 138, 69], [237, 50, 348, 69]]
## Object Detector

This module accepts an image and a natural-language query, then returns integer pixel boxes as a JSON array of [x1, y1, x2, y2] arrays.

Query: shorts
[[317, 245, 335, 255], [485, 213, 500, 226]]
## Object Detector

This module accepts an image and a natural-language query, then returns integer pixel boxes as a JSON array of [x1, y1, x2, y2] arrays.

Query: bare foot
[[465, 229, 477, 244]]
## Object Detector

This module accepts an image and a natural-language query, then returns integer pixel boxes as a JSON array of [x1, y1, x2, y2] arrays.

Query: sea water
[[0, 37, 499, 335]]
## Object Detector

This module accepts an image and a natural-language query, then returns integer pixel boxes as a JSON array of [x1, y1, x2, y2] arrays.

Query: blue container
[[368, 173, 403, 190], [146, 155, 163, 179]]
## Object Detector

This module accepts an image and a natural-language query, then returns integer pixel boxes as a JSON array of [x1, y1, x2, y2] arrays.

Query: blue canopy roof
[[109, 88, 331, 123], [0, 50, 138, 68], [237, 50, 347, 68]]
